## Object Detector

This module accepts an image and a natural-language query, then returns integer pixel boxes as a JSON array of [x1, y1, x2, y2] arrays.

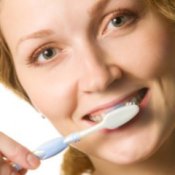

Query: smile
[[83, 88, 148, 123]]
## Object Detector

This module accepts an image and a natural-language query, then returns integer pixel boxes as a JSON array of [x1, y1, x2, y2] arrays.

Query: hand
[[0, 132, 40, 175]]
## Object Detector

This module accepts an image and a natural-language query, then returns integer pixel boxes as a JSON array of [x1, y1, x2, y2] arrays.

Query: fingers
[[0, 156, 21, 175], [0, 132, 40, 172], [0, 157, 12, 175]]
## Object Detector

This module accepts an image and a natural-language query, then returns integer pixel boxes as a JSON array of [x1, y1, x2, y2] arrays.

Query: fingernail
[[27, 153, 40, 168]]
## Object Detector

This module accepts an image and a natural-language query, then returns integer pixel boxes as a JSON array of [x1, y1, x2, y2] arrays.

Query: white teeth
[[125, 102, 135, 106], [130, 92, 143, 104], [88, 89, 146, 123], [130, 97, 138, 104], [89, 115, 103, 122], [89, 98, 138, 123]]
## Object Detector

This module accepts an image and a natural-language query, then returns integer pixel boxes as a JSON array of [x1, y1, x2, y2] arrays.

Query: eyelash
[[26, 43, 60, 66], [101, 9, 138, 35], [26, 9, 138, 67]]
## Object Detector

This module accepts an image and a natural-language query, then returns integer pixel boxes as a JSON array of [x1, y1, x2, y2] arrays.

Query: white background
[[0, 84, 63, 175]]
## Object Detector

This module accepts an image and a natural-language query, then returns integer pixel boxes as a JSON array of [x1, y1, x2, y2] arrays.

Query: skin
[[1, 0, 175, 174], [0, 132, 40, 175]]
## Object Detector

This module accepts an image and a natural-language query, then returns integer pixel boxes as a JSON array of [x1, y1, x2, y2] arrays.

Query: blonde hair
[[0, 1, 175, 175], [0, 30, 30, 102]]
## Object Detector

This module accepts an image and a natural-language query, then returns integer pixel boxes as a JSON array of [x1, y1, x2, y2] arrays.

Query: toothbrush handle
[[34, 137, 68, 159], [78, 123, 103, 139], [13, 137, 68, 171], [13, 125, 103, 171]]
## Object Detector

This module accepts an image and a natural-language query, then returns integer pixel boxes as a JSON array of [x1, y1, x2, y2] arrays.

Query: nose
[[78, 46, 122, 93]]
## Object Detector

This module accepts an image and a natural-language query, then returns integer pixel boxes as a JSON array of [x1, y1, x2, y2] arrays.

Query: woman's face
[[1, 0, 175, 165]]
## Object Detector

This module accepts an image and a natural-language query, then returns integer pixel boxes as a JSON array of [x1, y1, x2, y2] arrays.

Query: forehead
[[0, 0, 108, 16], [0, 0, 147, 24], [0, 0, 105, 34]]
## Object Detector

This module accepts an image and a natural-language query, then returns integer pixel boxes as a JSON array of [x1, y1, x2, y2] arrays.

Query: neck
[[90, 131, 175, 175]]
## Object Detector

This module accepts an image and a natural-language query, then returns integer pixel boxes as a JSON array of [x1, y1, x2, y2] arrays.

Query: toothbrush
[[13, 104, 139, 171]]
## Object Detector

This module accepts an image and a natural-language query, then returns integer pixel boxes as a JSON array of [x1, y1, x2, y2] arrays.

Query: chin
[[98, 149, 153, 165], [93, 134, 162, 165]]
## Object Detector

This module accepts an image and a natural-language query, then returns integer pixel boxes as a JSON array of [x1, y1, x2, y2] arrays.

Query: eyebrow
[[16, 0, 110, 51], [16, 29, 54, 51], [89, 0, 110, 16]]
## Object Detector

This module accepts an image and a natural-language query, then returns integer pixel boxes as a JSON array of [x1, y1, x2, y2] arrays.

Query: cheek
[[15, 67, 78, 124], [106, 22, 175, 79], [26, 80, 79, 134], [128, 40, 175, 79], [35, 82, 76, 112]]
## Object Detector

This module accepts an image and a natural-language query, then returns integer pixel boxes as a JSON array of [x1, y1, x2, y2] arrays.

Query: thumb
[[0, 132, 40, 170]]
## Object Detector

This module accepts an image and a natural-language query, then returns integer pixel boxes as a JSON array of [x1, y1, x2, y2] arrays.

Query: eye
[[109, 16, 129, 28], [37, 47, 58, 63], [102, 10, 137, 35], [27, 46, 61, 66]]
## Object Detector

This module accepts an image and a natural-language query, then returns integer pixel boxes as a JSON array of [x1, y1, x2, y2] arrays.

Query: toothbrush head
[[101, 104, 139, 129]]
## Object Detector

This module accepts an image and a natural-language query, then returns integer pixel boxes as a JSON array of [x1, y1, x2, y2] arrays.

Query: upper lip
[[82, 88, 147, 118]]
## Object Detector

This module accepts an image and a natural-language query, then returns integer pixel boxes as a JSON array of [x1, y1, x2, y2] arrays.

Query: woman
[[0, 0, 175, 175]]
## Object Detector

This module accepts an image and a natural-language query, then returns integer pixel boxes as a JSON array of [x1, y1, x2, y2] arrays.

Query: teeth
[[130, 88, 147, 104], [88, 88, 147, 123], [89, 115, 103, 122], [130, 96, 140, 105], [125, 101, 135, 106]]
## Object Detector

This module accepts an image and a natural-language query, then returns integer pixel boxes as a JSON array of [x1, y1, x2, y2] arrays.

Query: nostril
[[79, 63, 123, 93], [110, 64, 123, 80], [82, 75, 113, 93]]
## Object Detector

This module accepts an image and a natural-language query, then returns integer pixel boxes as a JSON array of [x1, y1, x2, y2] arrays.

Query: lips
[[83, 88, 148, 123]]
